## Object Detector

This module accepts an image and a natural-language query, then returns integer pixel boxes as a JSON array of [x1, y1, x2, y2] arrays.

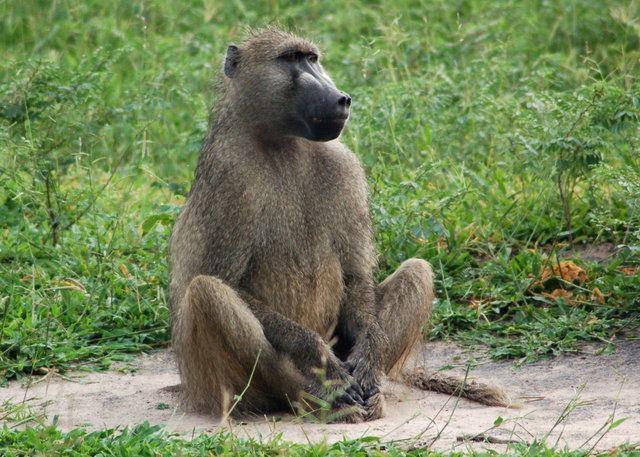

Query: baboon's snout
[[334, 92, 352, 119], [303, 88, 351, 142]]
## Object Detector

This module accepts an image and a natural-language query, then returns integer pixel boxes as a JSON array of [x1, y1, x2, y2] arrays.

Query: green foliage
[[0, 52, 174, 378], [1, 50, 124, 246], [1, 0, 639, 386], [1, 422, 639, 456]]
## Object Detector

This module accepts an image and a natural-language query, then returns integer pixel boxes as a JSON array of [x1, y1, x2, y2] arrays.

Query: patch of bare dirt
[[546, 242, 619, 263], [2, 335, 639, 452]]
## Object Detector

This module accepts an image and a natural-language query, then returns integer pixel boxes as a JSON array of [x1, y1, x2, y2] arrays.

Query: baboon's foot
[[363, 391, 384, 421], [331, 408, 365, 424]]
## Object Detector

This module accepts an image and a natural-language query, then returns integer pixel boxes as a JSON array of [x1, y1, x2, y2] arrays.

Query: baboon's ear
[[224, 45, 240, 78]]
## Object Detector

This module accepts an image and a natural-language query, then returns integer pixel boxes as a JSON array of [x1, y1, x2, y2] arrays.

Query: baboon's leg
[[173, 275, 305, 415], [375, 258, 435, 375], [374, 260, 509, 407], [357, 258, 434, 420]]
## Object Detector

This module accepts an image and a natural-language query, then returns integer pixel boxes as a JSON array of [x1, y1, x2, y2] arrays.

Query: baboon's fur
[[169, 28, 507, 422]]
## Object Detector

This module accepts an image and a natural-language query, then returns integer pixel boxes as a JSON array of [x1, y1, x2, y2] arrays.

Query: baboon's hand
[[324, 361, 365, 408], [339, 379, 366, 408], [345, 358, 384, 420], [344, 357, 381, 401], [332, 374, 365, 409]]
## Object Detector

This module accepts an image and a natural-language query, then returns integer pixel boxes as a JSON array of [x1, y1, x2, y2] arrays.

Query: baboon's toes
[[363, 392, 384, 421], [333, 409, 365, 424], [363, 385, 380, 400]]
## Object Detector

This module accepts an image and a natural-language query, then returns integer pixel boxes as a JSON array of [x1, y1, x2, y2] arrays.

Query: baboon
[[169, 28, 507, 423]]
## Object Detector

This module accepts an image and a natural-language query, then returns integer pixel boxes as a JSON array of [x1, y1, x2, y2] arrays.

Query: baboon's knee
[[379, 258, 434, 313], [175, 275, 281, 414], [184, 275, 227, 313], [398, 258, 433, 284], [377, 258, 435, 375], [398, 258, 434, 310], [184, 275, 269, 361]]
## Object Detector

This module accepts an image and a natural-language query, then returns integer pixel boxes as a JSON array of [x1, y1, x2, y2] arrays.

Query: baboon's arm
[[238, 294, 343, 377], [240, 296, 364, 406], [260, 310, 332, 367], [340, 271, 388, 394], [334, 183, 387, 394]]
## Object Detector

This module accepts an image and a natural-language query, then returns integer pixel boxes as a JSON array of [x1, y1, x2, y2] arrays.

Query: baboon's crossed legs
[[172, 258, 434, 419]]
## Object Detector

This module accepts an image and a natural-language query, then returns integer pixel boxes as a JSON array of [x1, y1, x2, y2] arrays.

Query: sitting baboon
[[169, 28, 507, 422]]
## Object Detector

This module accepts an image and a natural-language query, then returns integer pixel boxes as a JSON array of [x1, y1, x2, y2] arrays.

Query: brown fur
[[169, 28, 506, 423], [404, 370, 509, 407]]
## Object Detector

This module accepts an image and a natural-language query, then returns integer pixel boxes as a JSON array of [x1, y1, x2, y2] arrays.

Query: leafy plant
[[0, 51, 128, 246]]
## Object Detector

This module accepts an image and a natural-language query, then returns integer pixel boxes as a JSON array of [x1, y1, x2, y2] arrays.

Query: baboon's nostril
[[339, 94, 352, 107]]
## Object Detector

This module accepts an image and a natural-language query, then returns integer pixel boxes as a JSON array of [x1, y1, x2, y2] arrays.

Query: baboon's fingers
[[333, 385, 364, 408], [363, 384, 380, 400], [335, 392, 355, 406], [349, 380, 365, 401], [356, 390, 383, 421], [346, 385, 365, 405], [326, 360, 366, 406]]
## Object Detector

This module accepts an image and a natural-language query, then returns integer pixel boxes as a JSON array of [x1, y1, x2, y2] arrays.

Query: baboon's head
[[223, 29, 351, 142]]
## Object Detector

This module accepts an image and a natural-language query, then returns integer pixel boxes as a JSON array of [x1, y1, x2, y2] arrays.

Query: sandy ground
[[2, 335, 639, 452]]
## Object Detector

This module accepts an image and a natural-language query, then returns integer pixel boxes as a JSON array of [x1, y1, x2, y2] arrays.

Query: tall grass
[[1, 0, 639, 383]]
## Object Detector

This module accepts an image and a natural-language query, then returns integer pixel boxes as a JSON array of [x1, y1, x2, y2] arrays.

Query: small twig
[[542, 381, 587, 446], [456, 433, 528, 445], [425, 363, 473, 448], [0, 289, 11, 344], [556, 89, 602, 251], [557, 169, 574, 250], [379, 410, 421, 442], [583, 369, 626, 453], [566, 90, 601, 137], [44, 171, 59, 246]]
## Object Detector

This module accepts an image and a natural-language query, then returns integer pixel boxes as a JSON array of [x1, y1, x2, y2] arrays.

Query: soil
[[2, 334, 639, 452]]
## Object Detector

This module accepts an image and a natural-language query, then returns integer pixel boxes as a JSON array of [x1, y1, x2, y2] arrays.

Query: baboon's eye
[[308, 53, 318, 63], [282, 52, 305, 62]]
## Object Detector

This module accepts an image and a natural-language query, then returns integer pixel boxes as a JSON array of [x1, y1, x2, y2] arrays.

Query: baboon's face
[[225, 39, 351, 142], [275, 50, 351, 142]]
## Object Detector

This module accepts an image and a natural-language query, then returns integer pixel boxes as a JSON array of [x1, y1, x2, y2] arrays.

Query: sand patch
[[2, 337, 639, 451]]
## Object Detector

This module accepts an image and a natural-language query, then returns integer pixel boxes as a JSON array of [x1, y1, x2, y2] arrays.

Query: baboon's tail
[[403, 369, 511, 407]]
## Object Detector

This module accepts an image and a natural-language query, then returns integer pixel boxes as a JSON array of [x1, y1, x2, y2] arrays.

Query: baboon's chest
[[248, 249, 344, 338], [244, 182, 345, 337]]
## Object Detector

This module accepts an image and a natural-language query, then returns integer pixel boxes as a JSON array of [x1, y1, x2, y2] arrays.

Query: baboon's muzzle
[[305, 91, 351, 141]]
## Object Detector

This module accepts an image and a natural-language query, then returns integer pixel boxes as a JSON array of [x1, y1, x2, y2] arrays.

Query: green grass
[[1, 421, 639, 457], [0, 0, 639, 446]]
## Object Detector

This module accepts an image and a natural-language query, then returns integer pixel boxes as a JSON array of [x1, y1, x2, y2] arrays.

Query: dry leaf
[[539, 260, 588, 285], [536, 288, 577, 305], [410, 235, 430, 245], [618, 266, 639, 276], [591, 287, 608, 305], [540, 289, 574, 301], [467, 296, 495, 311], [58, 278, 88, 294], [120, 264, 131, 279], [20, 270, 43, 283]]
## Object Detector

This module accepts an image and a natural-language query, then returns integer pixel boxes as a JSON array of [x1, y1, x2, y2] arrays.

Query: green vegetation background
[[1, 0, 639, 393]]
